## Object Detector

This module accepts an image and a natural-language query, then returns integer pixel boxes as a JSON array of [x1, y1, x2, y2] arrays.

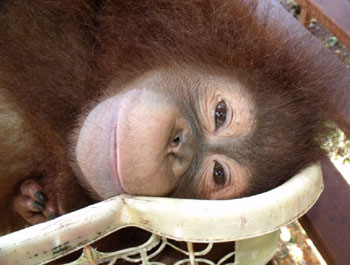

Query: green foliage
[[326, 36, 340, 48], [290, 235, 297, 244], [323, 123, 350, 163], [286, 0, 297, 6]]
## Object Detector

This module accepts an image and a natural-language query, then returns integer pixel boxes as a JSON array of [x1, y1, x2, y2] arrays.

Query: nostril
[[170, 130, 184, 148], [173, 136, 181, 146], [170, 136, 181, 148]]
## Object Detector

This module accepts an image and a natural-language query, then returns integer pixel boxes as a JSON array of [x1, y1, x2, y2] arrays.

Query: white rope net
[[67, 234, 235, 265], [0, 165, 323, 265]]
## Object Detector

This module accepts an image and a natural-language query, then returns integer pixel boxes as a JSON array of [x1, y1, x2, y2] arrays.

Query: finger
[[20, 179, 47, 204], [13, 195, 47, 224], [14, 195, 42, 213], [43, 200, 59, 220]]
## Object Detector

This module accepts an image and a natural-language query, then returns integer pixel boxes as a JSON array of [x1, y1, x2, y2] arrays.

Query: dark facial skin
[[74, 67, 254, 200]]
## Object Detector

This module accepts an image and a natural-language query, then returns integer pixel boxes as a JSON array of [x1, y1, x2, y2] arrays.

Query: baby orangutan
[[1, 0, 349, 244]]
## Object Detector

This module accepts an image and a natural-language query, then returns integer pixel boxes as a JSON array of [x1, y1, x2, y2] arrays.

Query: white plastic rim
[[0, 164, 323, 264], [116, 164, 323, 241]]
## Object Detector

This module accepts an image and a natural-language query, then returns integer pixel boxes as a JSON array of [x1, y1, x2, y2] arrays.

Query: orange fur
[[0, 0, 344, 237]]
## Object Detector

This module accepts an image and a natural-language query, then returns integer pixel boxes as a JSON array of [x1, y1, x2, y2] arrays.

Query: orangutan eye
[[213, 161, 226, 186], [215, 100, 227, 129]]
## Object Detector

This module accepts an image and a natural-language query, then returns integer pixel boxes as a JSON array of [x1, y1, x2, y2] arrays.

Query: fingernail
[[34, 191, 47, 204], [49, 213, 59, 220], [32, 201, 45, 211]]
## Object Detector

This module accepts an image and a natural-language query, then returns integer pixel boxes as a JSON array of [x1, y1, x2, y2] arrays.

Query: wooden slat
[[309, 0, 350, 48], [293, 1, 350, 137], [299, 158, 350, 265], [310, 0, 350, 33], [296, 0, 350, 48], [300, 6, 312, 26]]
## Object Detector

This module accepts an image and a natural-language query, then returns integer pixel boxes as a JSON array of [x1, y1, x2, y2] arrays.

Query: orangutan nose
[[168, 128, 194, 178]]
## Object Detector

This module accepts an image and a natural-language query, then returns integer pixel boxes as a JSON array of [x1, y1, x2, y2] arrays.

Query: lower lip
[[110, 102, 124, 195]]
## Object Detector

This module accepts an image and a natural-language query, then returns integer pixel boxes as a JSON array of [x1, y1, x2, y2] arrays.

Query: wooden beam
[[300, 158, 350, 265], [295, 0, 350, 48]]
